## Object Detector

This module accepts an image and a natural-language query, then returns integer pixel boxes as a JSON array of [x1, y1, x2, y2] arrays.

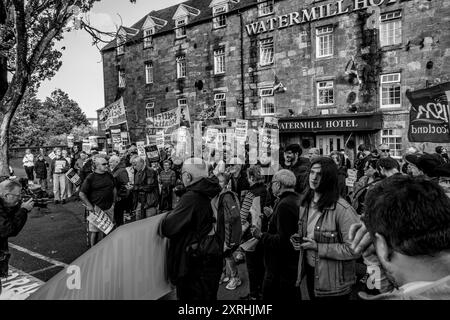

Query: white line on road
[[8, 243, 68, 268], [28, 265, 63, 276]]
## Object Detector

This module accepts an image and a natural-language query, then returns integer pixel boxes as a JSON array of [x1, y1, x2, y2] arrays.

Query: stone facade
[[101, 0, 450, 156]]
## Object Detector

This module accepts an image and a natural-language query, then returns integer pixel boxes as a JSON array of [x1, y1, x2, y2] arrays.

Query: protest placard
[[86, 206, 114, 235], [346, 169, 358, 187], [235, 119, 248, 142], [136, 141, 146, 157], [65, 169, 82, 187], [145, 145, 160, 162]]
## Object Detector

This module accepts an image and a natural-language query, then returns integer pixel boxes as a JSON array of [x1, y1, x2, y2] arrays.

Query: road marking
[[28, 265, 63, 276], [8, 243, 68, 267], [0, 266, 44, 300]]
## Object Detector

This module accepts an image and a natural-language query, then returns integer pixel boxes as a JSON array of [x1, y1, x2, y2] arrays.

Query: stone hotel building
[[100, 0, 450, 159]]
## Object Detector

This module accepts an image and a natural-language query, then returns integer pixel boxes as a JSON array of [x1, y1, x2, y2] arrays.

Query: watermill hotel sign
[[245, 0, 401, 36]]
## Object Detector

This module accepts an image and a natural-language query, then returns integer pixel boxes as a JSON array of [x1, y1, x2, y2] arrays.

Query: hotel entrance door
[[316, 135, 345, 156]]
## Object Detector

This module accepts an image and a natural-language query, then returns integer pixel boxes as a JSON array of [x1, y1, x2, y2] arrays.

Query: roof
[[101, 0, 257, 52]]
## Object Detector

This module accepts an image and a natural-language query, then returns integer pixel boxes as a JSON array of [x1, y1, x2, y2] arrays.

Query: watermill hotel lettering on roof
[[100, 0, 450, 158]]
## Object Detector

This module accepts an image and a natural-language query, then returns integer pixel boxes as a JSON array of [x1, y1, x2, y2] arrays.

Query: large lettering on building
[[407, 82, 450, 143], [245, 0, 400, 36]]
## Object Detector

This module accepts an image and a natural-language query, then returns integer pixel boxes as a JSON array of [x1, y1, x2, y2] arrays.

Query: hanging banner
[[235, 119, 248, 142], [98, 97, 127, 131], [147, 107, 180, 130], [29, 214, 171, 300], [407, 82, 450, 143]]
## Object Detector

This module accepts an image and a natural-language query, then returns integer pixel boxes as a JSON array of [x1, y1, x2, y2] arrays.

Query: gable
[[172, 5, 190, 20]]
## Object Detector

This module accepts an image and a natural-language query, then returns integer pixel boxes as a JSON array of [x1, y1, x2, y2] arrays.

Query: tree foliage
[[10, 89, 90, 147]]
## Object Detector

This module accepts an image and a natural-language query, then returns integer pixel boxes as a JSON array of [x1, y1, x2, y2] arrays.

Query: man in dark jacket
[[251, 169, 301, 301], [34, 154, 48, 191], [109, 155, 132, 226], [0, 180, 34, 294], [282, 144, 310, 194], [161, 157, 222, 301], [130, 155, 159, 220]]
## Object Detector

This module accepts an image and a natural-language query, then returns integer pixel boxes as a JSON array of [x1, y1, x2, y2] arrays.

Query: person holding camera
[[0, 179, 34, 294]]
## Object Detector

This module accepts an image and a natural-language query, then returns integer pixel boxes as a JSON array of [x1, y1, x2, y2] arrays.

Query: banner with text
[[99, 97, 127, 130], [407, 82, 450, 143]]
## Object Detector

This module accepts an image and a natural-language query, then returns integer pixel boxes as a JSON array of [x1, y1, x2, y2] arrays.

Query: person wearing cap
[[404, 153, 445, 178], [435, 146, 449, 164]]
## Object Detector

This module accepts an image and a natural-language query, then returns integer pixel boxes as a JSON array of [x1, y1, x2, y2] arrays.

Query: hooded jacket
[[161, 177, 221, 284]]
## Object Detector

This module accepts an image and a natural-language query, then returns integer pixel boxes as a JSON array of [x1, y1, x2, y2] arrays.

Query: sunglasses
[[380, 149, 390, 152], [98, 163, 109, 166]]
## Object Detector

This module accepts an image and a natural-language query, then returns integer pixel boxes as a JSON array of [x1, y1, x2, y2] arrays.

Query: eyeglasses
[[380, 149, 390, 152]]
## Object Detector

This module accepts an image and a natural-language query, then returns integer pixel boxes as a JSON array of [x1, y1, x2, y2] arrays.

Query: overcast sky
[[37, 0, 183, 118]]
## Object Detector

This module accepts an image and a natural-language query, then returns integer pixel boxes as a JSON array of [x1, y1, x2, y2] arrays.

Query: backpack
[[218, 191, 241, 250]]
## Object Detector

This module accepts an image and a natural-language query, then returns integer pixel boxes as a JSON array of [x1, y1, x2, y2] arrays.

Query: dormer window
[[175, 18, 187, 38], [116, 36, 125, 56], [143, 28, 154, 48], [213, 4, 227, 29]]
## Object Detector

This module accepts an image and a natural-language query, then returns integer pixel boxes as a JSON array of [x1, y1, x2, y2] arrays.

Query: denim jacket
[[296, 197, 360, 297]]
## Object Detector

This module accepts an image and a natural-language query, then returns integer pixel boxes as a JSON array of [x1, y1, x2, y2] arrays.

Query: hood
[[187, 177, 221, 199]]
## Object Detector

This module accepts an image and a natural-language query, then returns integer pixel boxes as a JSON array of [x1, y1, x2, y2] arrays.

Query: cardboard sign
[[346, 169, 358, 187], [235, 119, 248, 142], [145, 145, 160, 162], [65, 169, 82, 187], [48, 152, 56, 160], [136, 141, 146, 157], [86, 206, 114, 235]]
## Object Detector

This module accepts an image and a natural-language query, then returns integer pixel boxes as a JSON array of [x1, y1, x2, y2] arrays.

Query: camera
[[19, 178, 52, 209]]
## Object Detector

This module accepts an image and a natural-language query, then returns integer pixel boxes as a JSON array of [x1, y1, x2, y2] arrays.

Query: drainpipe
[[239, 12, 246, 120]]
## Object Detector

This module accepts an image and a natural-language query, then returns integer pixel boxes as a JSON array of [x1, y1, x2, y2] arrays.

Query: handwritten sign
[[147, 107, 180, 129], [136, 141, 146, 157]]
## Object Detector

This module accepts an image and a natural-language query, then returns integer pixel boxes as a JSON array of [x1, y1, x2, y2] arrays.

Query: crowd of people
[[160, 142, 450, 301], [6, 141, 450, 300]]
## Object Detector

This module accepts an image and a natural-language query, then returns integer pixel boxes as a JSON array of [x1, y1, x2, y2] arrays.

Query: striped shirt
[[240, 191, 255, 234]]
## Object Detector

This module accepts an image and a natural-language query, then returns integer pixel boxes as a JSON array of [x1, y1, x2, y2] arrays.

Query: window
[[260, 88, 275, 115], [259, 38, 274, 66], [214, 93, 226, 118], [214, 48, 225, 74], [380, 73, 401, 108], [145, 62, 153, 84], [143, 28, 154, 48], [175, 18, 187, 38], [380, 11, 402, 47], [258, 0, 274, 17], [118, 70, 126, 88], [146, 102, 155, 119], [176, 56, 186, 78], [116, 36, 125, 56], [317, 81, 334, 106], [213, 5, 227, 29], [382, 129, 402, 158], [316, 26, 334, 58]]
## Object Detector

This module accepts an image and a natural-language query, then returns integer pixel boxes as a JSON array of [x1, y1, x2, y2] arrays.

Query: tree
[[0, 0, 135, 175], [9, 89, 90, 147]]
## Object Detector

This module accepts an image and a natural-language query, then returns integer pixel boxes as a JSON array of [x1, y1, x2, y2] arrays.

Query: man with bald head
[[0, 180, 34, 294], [161, 158, 222, 301]]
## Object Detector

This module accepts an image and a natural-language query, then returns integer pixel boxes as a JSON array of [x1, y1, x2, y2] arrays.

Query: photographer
[[0, 179, 34, 294]]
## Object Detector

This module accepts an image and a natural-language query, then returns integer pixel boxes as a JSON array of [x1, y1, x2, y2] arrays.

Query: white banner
[[98, 97, 127, 130]]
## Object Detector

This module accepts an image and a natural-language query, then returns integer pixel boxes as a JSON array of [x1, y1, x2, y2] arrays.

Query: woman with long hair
[[292, 157, 360, 300]]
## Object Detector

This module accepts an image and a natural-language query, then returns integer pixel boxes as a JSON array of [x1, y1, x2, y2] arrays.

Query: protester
[[376, 157, 400, 178], [23, 148, 35, 184], [109, 155, 132, 227], [240, 165, 271, 300], [79, 155, 116, 247], [379, 144, 391, 159], [340, 149, 352, 169], [293, 157, 360, 300], [130, 155, 159, 220], [330, 150, 348, 199], [0, 179, 34, 295], [79, 151, 98, 183], [307, 148, 320, 160], [51, 148, 70, 205], [350, 158, 381, 216], [251, 169, 301, 301], [71, 145, 81, 165], [75, 151, 88, 175], [216, 173, 242, 291], [282, 144, 310, 194], [435, 146, 449, 164], [227, 157, 250, 204], [355, 145, 370, 181], [405, 153, 445, 178], [34, 154, 48, 191], [62, 149, 73, 199], [160, 158, 223, 301], [350, 175, 450, 299], [159, 160, 176, 212]]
